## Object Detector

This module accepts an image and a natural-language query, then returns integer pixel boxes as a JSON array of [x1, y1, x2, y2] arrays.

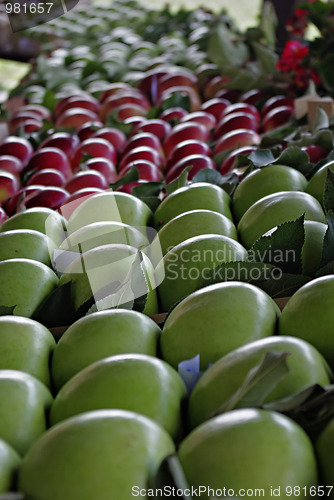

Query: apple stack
[[2, 0, 334, 497]]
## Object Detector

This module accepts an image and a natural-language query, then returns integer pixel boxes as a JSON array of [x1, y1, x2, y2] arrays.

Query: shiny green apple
[[18, 409, 175, 500], [232, 165, 308, 222], [0, 316, 55, 388], [161, 281, 280, 370], [315, 417, 334, 486], [51, 309, 161, 390], [238, 191, 326, 248], [157, 234, 247, 311], [178, 409, 318, 498], [66, 191, 152, 234], [0, 258, 58, 318], [0, 370, 53, 455], [0, 207, 66, 247], [306, 160, 334, 204], [154, 183, 232, 229], [0, 229, 55, 266], [50, 353, 187, 439], [0, 438, 21, 494], [188, 336, 331, 429], [279, 276, 334, 368], [302, 220, 327, 276], [58, 243, 158, 315]]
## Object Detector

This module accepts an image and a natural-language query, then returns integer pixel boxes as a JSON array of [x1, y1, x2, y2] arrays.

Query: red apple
[[240, 89, 268, 106], [4, 185, 44, 215], [203, 75, 231, 100], [301, 145, 329, 163], [55, 108, 101, 130], [137, 68, 169, 101], [219, 145, 257, 174], [134, 119, 172, 141], [213, 112, 259, 140], [163, 122, 210, 157], [123, 132, 162, 156], [9, 111, 43, 133], [24, 186, 70, 210], [158, 86, 201, 112], [214, 88, 241, 102], [157, 72, 198, 95], [119, 146, 164, 172], [120, 160, 162, 182], [99, 83, 134, 103], [71, 138, 117, 171], [261, 105, 294, 132], [166, 140, 212, 172], [116, 180, 149, 194], [83, 157, 118, 184], [165, 154, 216, 183], [0, 137, 34, 167], [123, 116, 147, 133], [180, 111, 217, 130], [222, 103, 261, 122], [261, 95, 294, 117], [0, 156, 24, 178], [77, 122, 103, 142], [55, 95, 100, 119], [159, 108, 188, 123], [213, 129, 262, 155], [0, 170, 20, 204], [99, 92, 150, 121], [201, 98, 231, 120], [60, 188, 105, 219], [26, 147, 72, 180], [25, 168, 67, 187], [39, 132, 80, 158], [19, 104, 52, 121], [19, 119, 43, 134], [64, 170, 108, 194], [93, 128, 127, 155]]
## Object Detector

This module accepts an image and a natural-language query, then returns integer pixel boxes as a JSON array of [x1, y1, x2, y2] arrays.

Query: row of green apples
[[1, 181, 334, 495]]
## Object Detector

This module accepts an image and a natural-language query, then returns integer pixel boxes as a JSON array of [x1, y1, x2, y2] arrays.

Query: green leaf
[[248, 149, 275, 168], [319, 53, 334, 92], [323, 169, 334, 213], [256, 273, 312, 299], [259, 0, 277, 49], [320, 210, 334, 268], [161, 93, 191, 112], [252, 41, 278, 75], [249, 216, 305, 274], [0, 305, 16, 316], [132, 182, 163, 212], [152, 455, 191, 498], [109, 166, 139, 191], [209, 351, 290, 417], [165, 167, 191, 195], [275, 146, 310, 169], [191, 168, 224, 185], [202, 261, 276, 287], [208, 23, 249, 68], [41, 89, 57, 112], [33, 281, 77, 328]]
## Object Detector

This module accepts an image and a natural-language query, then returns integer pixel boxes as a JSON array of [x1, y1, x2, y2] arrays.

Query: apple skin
[[261, 105, 294, 132], [55, 108, 101, 130], [201, 97, 231, 120], [165, 154, 216, 184], [178, 409, 318, 497], [135, 119, 172, 142], [0, 170, 20, 204], [26, 168, 67, 188], [26, 147, 73, 180], [0, 438, 21, 493], [213, 112, 259, 141], [0, 207, 66, 247], [59, 221, 149, 255], [0, 258, 58, 318], [302, 220, 327, 277], [157, 235, 247, 312], [51, 309, 161, 390], [0, 316, 55, 388], [0, 136, 34, 167], [18, 409, 175, 500], [213, 128, 261, 155], [166, 140, 211, 171], [39, 132, 80, 158], [279, 276, 334, 368], [0, 155, 24, 178], [238, 191, 326, 249], [154, 183, 232, 229], [161, 282, 280, 370], [305, 160, 334, 205], [65, 191, 153, 233], [189, 335, 331, 429], [157, 209, 237, 257], [0, 370, 53, 455], [219, 145, 256, 174], [64, 170, 109, 194], [315, 418, 334, 486], [0, 229, 55, 267], [50, 353, 187, 439], [163, 122, 210, 158], [58, 243, 158, 316], [232, 165, 308, 222]]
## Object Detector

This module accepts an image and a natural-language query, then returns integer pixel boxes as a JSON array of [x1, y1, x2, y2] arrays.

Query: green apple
[[65, 191, 152, 234], [0, 438, 21, 494], [178, 409, 318, 498], [157, 234, 247, 311], [0, 370, 53, 455], [59, 221, 149, 253], [156, 209, 238, 257], [58, 244, 158, 315], [315, 417, 334, 485], [302, 220, 327, 276], [51, 309, 161, 390], [0, 229, 55, 266], [0, 316, 55, 388], [238, 191, 326, 248], [18, 409, 175, 500], [154, 183, 232, 229], [161, 281, 280, 370], [306, 160, 334, 204], [232, 165, 308, 222], [0, 258, 58, 318], [0, 207, 66, 247], [50, 353, 187, 439], [188, 335, 331, 429], [279, 276, 334, 368]]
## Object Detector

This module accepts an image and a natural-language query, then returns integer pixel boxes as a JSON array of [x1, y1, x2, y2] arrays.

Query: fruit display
[[2, 0, 334, 497]]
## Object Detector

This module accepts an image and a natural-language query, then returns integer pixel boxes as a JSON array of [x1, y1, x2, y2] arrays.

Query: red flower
[[276, 41, 309, 73]]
